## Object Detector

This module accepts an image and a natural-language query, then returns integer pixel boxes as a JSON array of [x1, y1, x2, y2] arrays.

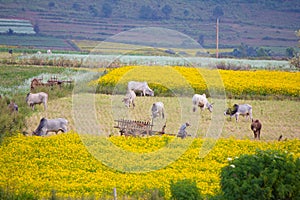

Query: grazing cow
[[127, 81, 154, 96], [251, 119, 262, 140], [151, 102, 165, 119], [122, 89, 136, 108], [37, 51, 42, 55], [33, 118, 68, 136], [192, 94, 213, 112], [26, 92, 48, 110], [224, 104, 253, 122]]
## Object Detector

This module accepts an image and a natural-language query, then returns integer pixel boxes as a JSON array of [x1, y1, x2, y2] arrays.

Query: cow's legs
[[254, 132, 257, 139], [235, 114, 239, 122]]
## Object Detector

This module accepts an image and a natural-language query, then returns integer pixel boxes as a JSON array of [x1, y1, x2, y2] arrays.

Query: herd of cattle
[[4, 80, 262, 139], [118, 81, 261, 139]]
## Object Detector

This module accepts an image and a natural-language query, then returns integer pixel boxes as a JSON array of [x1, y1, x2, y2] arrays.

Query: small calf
[[122, 89, 136, 108], [251, 119, 262, 140], [151, 102, 165, 119]]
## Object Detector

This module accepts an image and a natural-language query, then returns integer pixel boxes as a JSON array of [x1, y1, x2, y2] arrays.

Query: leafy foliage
[[0, 96, 28, 143], [220, 149, 300, 200], [289, 55, 300, 69], [0, 187, 38, 200], [170, 179, 203, 200], [228, 43, 271, 58]]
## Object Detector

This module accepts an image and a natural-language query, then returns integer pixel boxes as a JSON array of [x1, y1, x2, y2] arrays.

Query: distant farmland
[[0, 18, 35, 34]]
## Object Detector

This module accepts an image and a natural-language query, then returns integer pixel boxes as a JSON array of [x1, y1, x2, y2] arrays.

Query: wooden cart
[[31, 76, 73, 90], [114, 119, 176, 137], [114, 119, 155, 136]]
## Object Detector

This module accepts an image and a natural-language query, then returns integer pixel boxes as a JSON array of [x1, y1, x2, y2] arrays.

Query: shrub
[[220, 149, 300, 200], [289, 55, 300, 69], [170, 179, 203, 200], [0, 187, 38, 200], [0, 96, 28, 142]]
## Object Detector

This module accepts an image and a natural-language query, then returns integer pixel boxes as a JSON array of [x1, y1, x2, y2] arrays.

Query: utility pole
[[216, 17, 219, 58]]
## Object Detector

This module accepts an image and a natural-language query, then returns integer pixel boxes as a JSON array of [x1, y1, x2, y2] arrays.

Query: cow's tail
[[249, 105, 253, 120], [43, 94, 48, 110]]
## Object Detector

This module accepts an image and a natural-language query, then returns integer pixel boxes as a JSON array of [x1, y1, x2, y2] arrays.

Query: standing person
[[177, 122, 190, 139]]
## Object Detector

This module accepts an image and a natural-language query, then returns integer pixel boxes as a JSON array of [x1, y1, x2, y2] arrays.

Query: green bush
[[289, 55, 300, 69], [170, 179, 203, 200], [0, 187, 38, 200], [0, 96, 28, 142], [220, 149, 300, 200]]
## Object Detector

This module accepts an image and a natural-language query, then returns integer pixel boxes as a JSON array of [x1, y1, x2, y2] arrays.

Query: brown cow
[[251, 119, 262, 140]]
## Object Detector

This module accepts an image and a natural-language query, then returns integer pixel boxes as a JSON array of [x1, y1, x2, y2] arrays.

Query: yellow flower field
[[94, 66, 300, 98], [0, 133, 299, 199]]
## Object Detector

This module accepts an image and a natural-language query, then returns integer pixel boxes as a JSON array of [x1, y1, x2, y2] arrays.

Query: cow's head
[[146, 89, 154, 96], [224, 108, 232, 116], [207, 103, 214, 112], [224, 104, 239, 116], [122, 97, 130, 108], [32, 130, 38, 136]]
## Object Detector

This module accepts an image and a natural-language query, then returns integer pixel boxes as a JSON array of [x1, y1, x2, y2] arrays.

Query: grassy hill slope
[[0, 0, 299, 53]]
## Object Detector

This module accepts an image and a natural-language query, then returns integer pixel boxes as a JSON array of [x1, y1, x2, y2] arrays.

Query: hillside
[[0, 0, 299, 54]]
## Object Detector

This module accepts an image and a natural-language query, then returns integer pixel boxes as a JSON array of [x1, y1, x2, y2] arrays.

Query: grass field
[[25, 94, 300, 141]]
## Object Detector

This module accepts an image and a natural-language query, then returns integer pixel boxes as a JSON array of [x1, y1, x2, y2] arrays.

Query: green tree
[[162, 4, 172, 19], [170, 179, 203, 200], [256, 47, 271, 57], [213, 5, 224, 19], [102, 3, 112, 18], [72, 3, 81, 11], [48, 1, 55, 9], [221, 150, 300, 200], [139, 5, 153, 20], [7, 28, 14, 35], [286, 47, 296, 58], [289, 55, 300, 69], [89, 5, 99, 17], [33, 23, 40, 34], [197, 34, 204, 46]]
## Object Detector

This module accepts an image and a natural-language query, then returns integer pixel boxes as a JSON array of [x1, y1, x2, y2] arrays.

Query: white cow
[[192, 94, 213, 112], [47, 49, 52, 54], [122, 89, 136, 108], [127, 81, 154, 96], [224, 104, 253, 122], [151, 102, 165, 119], [26, 92, 48, 110]]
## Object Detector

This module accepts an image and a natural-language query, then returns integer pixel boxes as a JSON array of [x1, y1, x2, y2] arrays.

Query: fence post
[[113, 187, 117, 200]]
